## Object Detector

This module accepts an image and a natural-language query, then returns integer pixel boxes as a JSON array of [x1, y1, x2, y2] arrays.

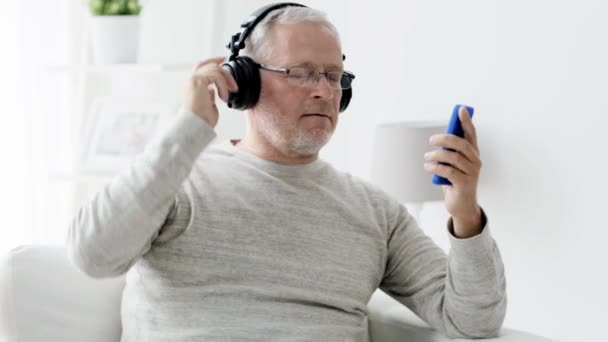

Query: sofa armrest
[[367, 290, 555, 342], [0, 245, 125, 342]]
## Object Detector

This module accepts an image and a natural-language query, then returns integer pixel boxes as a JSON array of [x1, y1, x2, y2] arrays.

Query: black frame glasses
[[257, 63, 355, 90]]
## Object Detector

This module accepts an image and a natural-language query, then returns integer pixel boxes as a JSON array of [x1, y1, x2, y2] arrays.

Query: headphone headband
[[226, 2, 307, 59]]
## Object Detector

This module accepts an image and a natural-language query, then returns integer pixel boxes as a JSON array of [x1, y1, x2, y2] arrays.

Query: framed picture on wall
[[81, 95, 179, 174]]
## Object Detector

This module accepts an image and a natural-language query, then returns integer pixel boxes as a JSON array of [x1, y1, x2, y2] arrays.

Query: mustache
[[303, 105, 337, 116]]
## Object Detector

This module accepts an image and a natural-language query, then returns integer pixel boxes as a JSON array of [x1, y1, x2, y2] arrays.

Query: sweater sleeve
[[65, 111, 216, 278], [379, 202, 507, 338]]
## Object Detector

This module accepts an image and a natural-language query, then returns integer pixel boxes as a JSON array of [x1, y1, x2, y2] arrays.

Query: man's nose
[[312, 74, 335, 100]]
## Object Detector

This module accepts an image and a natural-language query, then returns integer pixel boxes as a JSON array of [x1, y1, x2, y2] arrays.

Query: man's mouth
[[303, 113, 331, 121]]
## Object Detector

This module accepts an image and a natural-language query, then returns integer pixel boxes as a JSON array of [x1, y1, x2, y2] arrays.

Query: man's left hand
[[423, 106, 483, 238]]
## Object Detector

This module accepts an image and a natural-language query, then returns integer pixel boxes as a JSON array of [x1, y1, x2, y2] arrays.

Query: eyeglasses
[[257, 63, 355, 90]]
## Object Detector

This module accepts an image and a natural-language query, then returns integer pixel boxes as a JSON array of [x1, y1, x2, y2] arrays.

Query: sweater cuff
[[447, 208, 495, 261]]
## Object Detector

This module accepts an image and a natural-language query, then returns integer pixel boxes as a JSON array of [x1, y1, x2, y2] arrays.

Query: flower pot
[[90, 15, 140, 64]]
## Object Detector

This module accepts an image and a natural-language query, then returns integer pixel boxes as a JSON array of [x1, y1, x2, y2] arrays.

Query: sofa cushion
[[0, 245, 125, 342], [367, 290, 556, 342]]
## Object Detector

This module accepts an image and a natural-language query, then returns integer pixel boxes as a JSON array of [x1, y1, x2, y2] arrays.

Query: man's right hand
[[185, 57, 239, 127]]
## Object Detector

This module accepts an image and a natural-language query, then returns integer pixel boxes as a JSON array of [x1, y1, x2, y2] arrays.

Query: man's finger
[[459, 106, 478, 151], [195, 62, 238, 93], [424, 162, 465, 186], [430, 134, 479, 164], [425, 149, 475, 176], [220, 67, 239, 92], [192, 56, 226, 73], [205, 72, 232, 102], [192, 65, 235, 102]]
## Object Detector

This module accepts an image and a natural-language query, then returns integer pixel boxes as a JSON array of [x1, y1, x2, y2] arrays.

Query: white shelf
[[49, 172, 116, 183], [44, 63, 193, 73]]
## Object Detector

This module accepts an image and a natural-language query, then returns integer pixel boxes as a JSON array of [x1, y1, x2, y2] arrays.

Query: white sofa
[[0, 245, 554, 342]]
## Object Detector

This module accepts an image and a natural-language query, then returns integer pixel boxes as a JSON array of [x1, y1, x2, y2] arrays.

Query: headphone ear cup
[[339, 87, 352, 112], [222, 56, 261, 110]]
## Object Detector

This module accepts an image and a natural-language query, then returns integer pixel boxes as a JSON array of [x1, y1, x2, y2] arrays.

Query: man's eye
[[327, 73, 342, 83], [289, 68, 316, 79], [289, 73, 309, 79]]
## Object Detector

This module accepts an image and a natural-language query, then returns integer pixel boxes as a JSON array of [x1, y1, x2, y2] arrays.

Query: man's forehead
[[266, 22, 343, 69]]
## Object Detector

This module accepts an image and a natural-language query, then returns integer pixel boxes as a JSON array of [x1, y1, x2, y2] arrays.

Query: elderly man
[[67, 3, 506, 341]]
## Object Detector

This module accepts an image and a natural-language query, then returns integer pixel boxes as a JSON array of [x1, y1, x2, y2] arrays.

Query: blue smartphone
[[432, 104, 475, 186]]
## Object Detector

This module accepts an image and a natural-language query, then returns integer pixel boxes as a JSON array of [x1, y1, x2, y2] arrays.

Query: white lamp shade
[[370, 121, 446, 203]]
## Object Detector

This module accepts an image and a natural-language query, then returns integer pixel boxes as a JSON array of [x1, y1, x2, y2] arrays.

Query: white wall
[[138, 1, 607, 341], [331, 1, 606, 341]]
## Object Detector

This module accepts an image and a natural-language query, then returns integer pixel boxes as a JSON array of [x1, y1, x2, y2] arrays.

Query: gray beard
[[257, 115, 333, 157], [287, 127, 333, 156]]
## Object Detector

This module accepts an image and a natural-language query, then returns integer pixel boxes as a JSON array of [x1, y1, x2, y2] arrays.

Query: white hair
[[241, 6, 341, 61]]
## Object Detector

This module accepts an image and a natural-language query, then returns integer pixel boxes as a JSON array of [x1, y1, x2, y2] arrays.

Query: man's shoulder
[[323, 162, 395, 203], [194, 140, 238, 165]]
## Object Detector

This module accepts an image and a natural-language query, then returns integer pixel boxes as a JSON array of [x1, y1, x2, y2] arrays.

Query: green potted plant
[[87, 0, 143, 64], [89, 0, 141, 15]]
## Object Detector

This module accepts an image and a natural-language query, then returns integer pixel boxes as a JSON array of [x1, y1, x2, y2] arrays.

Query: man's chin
[[290, 129, 333, 156]]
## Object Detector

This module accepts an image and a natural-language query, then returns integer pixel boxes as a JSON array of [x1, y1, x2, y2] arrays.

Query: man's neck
[[234, 135, 318, 165]]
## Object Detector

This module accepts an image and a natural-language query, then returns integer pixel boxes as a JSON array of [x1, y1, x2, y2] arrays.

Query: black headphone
[[221, 2, 353, 112]]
